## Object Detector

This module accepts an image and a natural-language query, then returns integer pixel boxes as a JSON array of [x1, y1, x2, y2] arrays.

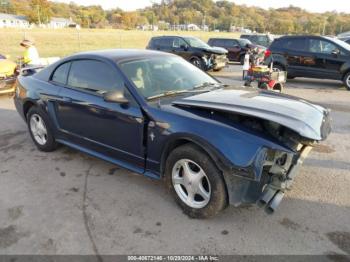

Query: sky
[[53, 0, 350, 13]]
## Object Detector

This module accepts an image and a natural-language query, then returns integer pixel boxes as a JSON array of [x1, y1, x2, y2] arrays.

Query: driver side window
[[173, 38, 187, 48], [67, 60, 124, 94], [308, 39, 337, 54]]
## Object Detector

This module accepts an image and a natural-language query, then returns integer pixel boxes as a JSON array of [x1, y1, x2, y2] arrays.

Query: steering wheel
[[170, 77, 186, 89]]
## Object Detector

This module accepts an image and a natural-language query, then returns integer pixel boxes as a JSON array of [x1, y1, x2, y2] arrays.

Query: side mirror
[[180, 44, 188, 51], [103, 90, 129, 105], [331, 49, 340, 56]]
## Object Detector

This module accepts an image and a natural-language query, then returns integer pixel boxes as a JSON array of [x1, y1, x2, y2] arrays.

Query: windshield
[[238, 39, 252, 47], [332, 37, 350, 51], [119, 56, 218, 99], [184, 37, 211, 49]]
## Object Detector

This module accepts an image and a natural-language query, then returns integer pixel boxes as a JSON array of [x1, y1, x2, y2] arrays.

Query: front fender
[[145, 106, 293, 182], [340, 61, 350, 76], [160, 132, 273, 182]]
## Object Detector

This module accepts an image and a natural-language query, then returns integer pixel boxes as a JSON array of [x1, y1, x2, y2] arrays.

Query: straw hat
[[20, 39, 35, 47]]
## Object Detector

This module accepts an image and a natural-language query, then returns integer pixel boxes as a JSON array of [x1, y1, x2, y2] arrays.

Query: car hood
[[172, 87, 331, 141], [202, 46, 228, 55]]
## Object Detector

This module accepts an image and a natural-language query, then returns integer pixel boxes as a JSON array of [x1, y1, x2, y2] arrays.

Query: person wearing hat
[[20, 39, 41, 66]]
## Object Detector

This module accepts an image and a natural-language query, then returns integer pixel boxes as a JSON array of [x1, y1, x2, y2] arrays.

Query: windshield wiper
[[193, 82, 221, 90], [147, 89, 209, 101]]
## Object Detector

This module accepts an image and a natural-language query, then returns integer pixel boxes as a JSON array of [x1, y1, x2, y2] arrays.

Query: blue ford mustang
[[14, 50, 331, 218]]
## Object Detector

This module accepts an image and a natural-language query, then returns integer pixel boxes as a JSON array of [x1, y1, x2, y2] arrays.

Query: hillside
[[1, 0, 350, 35]]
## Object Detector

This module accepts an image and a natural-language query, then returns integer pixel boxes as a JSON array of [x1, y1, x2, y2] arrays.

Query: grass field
[[0, 28, 240, 59]]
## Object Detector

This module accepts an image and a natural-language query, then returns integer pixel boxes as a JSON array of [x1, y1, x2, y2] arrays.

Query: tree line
[[1, 0, 350, 35]]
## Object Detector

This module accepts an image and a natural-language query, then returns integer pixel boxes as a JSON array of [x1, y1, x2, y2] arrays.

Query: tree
[[4, 0, 350, 33], [28, 0, 51, 24]]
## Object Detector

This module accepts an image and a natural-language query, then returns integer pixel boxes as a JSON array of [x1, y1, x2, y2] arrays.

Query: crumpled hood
[[202, 46, 228, 55], [172, 87, 331, 141]]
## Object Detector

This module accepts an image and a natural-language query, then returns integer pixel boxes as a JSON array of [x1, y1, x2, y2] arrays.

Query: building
[[230, 25, 252, 33], [137, 24, 159, 31], [187, 24, 200, 31], [48, 17, 72, 29], [0, 13, 29, 28], [170, 24, 203, 31]]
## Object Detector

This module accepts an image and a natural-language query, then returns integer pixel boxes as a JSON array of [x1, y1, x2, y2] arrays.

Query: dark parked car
[[147, 36, 228, 71], [240, 34, 274, 48], [265, 35, 350, 90], [208, 38, 264, 64], [339, 36, 350, 45], [14, 50, 331, 217]]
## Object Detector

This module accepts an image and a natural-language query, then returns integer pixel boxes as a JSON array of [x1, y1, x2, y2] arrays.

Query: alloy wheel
[[191, 58, 201, 68], [29, 113, 48, 145], [346, 75, 350, 89], [172, 159, 211, 209]]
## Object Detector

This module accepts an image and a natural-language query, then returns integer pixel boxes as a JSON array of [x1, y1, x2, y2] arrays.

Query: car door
[[282, 38, 309, 76], [224, 39, 241, 61], [54, 59, 145, 171], [172, 37, 191, 60], [304, 38, 344, 79], [158, 37, 174, 53]]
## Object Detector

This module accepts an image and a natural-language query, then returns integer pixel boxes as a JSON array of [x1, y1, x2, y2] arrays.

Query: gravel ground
[[0, 64, 349, 256]]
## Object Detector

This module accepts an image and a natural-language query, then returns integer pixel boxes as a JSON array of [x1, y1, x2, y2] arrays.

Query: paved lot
[[0, 64, 349, 256]]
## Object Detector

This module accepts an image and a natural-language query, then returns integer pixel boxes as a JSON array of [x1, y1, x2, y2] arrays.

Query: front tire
[[165, 144, 227, 218], [343, 72, 350, 91], [27, 106, 58, 152], [190, 57, 204, 70]]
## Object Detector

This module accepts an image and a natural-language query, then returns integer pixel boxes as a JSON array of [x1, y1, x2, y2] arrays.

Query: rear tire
[[165, 144, 227, 218], [343, 72, 350, 91], [27, 106, 58, 152], [272, 64, 285, 72]]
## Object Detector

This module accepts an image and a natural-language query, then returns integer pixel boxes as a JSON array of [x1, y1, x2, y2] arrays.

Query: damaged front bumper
[[257, 146, 312, 214], [223, 145, 313, 214], [203, 54, 228, 71]]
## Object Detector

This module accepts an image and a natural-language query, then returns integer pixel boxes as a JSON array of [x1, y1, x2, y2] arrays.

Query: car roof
[[241, 34, 268, 36], [277, 35, 334, 40], [33, 49, 177, 82], [67, 49, 176, 62], [208, 38, 239, 40], [151, 35, 197, 39]]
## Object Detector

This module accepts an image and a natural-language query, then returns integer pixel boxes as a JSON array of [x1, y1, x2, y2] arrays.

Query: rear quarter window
[[159, 38, 173, 48], [284, 38, 307, 51], [51, 62, 71, 85]]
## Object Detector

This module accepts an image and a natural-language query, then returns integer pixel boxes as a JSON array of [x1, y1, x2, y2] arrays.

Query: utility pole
[[36, 4, 41, 25], [322, 19, 326, 35], [202, 11, 206, 31], [150, 0, 158, 31]]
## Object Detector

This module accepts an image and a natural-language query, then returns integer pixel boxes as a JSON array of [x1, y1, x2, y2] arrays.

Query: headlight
[[275, 153, 288, 166], [265, 150, 294, 175]]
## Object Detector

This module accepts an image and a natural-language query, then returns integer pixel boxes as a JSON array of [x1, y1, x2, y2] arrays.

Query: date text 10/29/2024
[[128, 255, 219, 261]]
